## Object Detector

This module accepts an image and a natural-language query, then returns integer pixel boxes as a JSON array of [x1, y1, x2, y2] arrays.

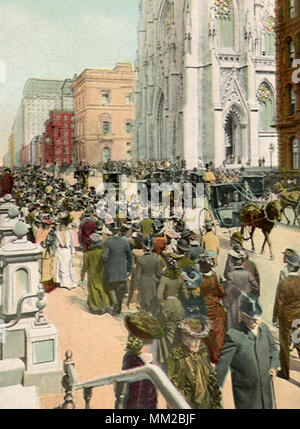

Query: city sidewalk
[[39, 249, 300, 410]]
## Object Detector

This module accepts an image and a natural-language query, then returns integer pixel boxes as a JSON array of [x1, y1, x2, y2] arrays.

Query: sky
[[0, 0, 140, 159]]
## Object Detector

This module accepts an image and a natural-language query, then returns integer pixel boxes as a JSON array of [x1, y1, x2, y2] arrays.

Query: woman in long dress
[[54, 212, 78, 290], [198, 253, 227, 364], [80, 233, 113, 314], [168, 317, 222, 409]]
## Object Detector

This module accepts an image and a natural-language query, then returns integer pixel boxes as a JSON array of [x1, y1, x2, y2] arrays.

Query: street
[[38, 199, 300, 409]]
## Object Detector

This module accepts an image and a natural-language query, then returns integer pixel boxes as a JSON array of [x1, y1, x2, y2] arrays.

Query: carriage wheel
[[240, 225, 252, 241], [297, 202, 300, 226], [198, 208, 216, 244]]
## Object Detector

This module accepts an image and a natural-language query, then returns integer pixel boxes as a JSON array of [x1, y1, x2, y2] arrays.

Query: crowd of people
[[0, 164, 299, 410]]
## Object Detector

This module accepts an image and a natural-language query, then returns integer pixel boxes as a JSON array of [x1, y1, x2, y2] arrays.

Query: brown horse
[[240, 199, 283, 260], [274, 182, 300, 226]]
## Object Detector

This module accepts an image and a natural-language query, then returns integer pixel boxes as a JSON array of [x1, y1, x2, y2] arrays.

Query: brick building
[[275, 0, 300, 170], [41, 110, 75, 167], [71, 63, 135, 164]]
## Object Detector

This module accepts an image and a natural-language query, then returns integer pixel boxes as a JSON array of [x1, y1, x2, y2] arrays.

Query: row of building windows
[[77, 121, 133, 135], [102, 147, 131, 162], [101, 92, 134, 106], [102, 121, 132, 134]]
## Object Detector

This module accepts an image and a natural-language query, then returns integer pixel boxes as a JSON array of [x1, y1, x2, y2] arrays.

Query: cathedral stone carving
[[134, 0, 278, 168]]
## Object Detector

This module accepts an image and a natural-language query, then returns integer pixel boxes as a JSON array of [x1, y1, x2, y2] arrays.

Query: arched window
[[263, 17, 276, 56], [264, 32, 276, 56], [290, 0, 295, 18], [216, 0, 235, 49], [102, 147, 111, 162], [256, 83, 275, 131], [290, 85, 296, 114], [103, 121, 111, 135], [289, 39, 295, 66], [292, 138, 299, 169]]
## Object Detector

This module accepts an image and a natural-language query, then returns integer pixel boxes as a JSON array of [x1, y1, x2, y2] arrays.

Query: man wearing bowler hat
[[273, 251, 300, 380], [103, 220, 133, 315], [223, 250, 259, 330], [216, 291, 279, 409]]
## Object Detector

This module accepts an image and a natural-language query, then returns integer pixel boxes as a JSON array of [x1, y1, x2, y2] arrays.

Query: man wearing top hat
[[216, 291, 279, 409], [273, 251, 300, 380], [103, 220, 134, 315]]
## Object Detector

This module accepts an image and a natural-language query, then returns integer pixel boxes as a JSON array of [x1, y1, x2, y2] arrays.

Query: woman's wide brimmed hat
[[178, 316, 211, 339], [286, 252, 300, 267], [90, 233, 102, 243], [165, 230, 180, 239], [182, 269, 203, 289], [189, 246, 205, 261], [165, 255, 180, 270], [229, 250, 245, 260], [177, 238, 189, 252], [231, 232, 244, 244], [124, 312, 164, 340], [59, 212, 74, 223]]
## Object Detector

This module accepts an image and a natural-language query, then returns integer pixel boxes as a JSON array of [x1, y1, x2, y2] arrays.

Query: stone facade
[[275, 0, 300, 170], [71, 64, 135, 164], [11, 79, 74, 167], [134, 0, 278, 169]]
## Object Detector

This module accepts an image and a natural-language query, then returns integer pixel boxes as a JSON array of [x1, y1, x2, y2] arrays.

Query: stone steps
[[0, 358, 25, 388], [0, 385, 40, 409]]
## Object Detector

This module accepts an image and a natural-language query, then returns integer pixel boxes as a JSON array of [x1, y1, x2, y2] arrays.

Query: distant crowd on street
[[0, 163, 299, 410]]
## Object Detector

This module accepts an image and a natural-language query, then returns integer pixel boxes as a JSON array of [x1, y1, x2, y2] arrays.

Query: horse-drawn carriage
[[198, 181, 283, 259], [240, 174, 266, 198], [198, 182, 247, 237]]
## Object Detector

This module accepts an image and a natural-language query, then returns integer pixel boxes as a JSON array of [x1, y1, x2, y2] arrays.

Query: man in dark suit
[[216, 291, 279, 409], [103, 221, 133, 314], [273, 252, 300, 380], [135, 236, 163, 315]]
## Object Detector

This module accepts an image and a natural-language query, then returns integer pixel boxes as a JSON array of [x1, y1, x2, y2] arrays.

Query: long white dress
[[54, 226, 78, 290]]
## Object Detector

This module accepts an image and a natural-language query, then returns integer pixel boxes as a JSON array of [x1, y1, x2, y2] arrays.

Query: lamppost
[[269, 143, 275, 170]]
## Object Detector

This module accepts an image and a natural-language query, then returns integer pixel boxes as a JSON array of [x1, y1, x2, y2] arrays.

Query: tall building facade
[[41, 110, 75, 167], [8, 133, 15, 168], [9, 78, 74, 166], [275, 0, 300, 170], [72, 63, 135, 164], [11, 105, 24, 167], [134, 0, 278, 169]]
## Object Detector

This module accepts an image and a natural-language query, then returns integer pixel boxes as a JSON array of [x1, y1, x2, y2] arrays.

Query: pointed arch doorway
[[224, 105, 247, 165]]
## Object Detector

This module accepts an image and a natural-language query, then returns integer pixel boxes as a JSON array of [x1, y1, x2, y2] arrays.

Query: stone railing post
[[61, 350, 76, 409]]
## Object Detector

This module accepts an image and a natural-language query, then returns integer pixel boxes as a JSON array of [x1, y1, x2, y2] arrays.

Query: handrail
[[62, 350, 191, 409], [0, 292, 38, 329]]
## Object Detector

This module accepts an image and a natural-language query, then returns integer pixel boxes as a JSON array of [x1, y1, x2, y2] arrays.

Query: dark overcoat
[[135, 252, 162, 307], [103, 235, 133, 282], [216, 321, 279, 409]]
